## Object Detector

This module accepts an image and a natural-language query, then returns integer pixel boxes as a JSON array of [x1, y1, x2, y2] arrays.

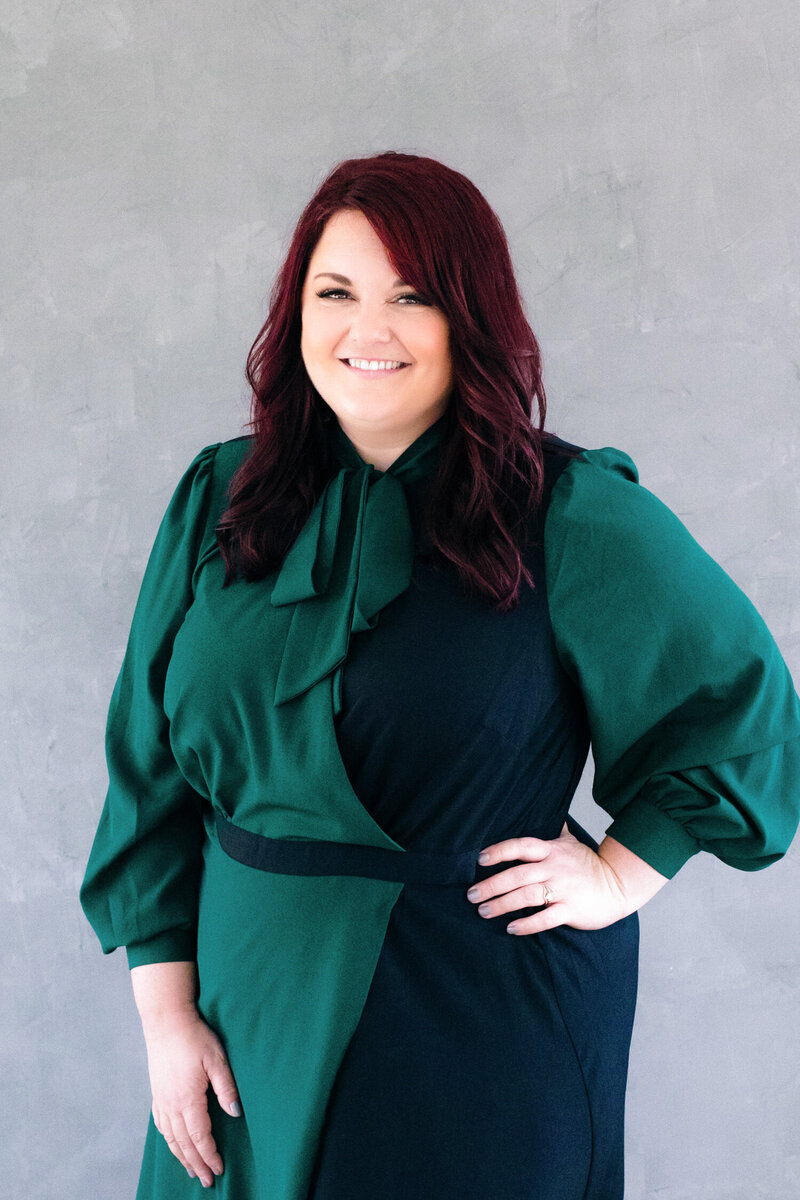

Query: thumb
[[207, 1052, 242, 1118]]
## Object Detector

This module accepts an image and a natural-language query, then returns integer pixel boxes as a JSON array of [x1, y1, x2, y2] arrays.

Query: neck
[[346, 439, 409, 473], [334, 411, 448, 472]]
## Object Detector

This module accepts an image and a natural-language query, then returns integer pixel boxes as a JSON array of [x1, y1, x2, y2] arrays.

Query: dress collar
[[329, 412, 448, 478], [269, 414, 447, 710]]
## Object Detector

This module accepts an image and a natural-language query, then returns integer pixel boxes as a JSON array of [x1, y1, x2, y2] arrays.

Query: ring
[[541, 884, 553, 907]]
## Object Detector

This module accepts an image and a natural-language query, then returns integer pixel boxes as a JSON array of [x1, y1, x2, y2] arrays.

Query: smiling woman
[[79, 150, 800, 1200], [299, 209, 453, 470]]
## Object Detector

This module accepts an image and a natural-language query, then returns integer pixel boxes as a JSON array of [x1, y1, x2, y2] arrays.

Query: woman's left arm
[[467, 828, 668, 935], [468, 446, 800, 934]]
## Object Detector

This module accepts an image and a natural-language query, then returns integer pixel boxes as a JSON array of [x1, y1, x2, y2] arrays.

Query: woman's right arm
[[80, 443, 224, 964], [131, 962, 241, 1189], [79, 444, 242, 1184]]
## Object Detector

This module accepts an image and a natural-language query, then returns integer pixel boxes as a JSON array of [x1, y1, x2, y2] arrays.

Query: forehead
[[316, 208, 378, 244], [307, 210, 396, 271]]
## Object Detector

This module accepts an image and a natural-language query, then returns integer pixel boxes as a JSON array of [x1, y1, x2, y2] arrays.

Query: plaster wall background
[[2, 2, 799, 1196]]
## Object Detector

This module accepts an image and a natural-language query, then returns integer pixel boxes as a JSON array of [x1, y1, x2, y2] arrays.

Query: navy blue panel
[[307, 438, 639, 1200], [332, 438, 591, 854]]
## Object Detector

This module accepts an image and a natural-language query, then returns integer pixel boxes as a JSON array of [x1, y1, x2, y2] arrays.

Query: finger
[[160, 1113, 212, 1186], [478, 836, 554, 865], [506, 903, 565, 936], [182, 1098, 224, 1178], [172, 1109, 218, 1187], [207, 1052, 242, 1118], [170, 1110, 215, 1186], [473, 881, 553, 919], [468, 864, 550, 903], [154, 1113, 190, 1176]]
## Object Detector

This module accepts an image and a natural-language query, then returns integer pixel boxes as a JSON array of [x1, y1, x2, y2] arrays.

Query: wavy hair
[[217, 150, 549, 611]]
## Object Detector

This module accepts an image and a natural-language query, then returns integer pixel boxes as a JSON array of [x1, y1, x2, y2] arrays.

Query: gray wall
[[3, 1, 799, 1196]]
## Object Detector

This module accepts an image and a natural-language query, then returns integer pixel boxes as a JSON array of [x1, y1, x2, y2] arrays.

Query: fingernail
[[507, 923, 519, 934], [466, 887, 479, 901], [478, 851, 489, 865], [230, 1101, 242, 1117], [187, 1169, 196, 1178], [478, 903, 491, 916]]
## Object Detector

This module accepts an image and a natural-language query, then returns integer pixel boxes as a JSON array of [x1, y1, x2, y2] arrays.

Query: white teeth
[[347, 359, 405, 371]]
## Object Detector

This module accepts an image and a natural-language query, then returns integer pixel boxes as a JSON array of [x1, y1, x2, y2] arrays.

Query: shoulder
[[157, 435, 254, 553], [539, 431, 587, 498], [539, 436, 645, 537], [539, 433, 641, 503], [167, 434, 253, 489], [181, 433, 254, 508], [545, 444, 664, 572], [543, 440, 657, 543], [542, 437, 638, 488], [187, 434, 254, 498], [542, 441, 755, 628], [195, 435, 254, 551], [209, 433, 255, 476]]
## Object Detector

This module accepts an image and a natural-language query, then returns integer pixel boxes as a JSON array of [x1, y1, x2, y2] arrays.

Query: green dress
[[80, 417, 800, 1199]]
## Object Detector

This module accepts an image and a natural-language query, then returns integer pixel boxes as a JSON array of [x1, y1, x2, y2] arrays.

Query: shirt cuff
[[125, 928, 197, 969], [604, 795, 701, 879]]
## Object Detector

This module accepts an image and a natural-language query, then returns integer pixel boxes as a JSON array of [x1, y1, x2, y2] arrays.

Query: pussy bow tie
[[269, 414, 446, 709]]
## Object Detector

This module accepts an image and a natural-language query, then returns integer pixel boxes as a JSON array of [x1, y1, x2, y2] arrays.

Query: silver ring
[[541, 883, 553, 907]]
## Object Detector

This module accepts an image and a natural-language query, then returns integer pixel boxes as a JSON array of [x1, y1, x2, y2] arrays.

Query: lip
[[340, 358, 410, 377]]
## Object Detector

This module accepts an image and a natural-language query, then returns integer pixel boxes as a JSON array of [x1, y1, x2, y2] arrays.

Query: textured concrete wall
[[3, 1, 799, 1196]]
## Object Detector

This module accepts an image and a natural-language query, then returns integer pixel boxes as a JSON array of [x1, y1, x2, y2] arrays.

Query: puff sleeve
[[79, 443, 222, 968], [544, 447, 800, 879]]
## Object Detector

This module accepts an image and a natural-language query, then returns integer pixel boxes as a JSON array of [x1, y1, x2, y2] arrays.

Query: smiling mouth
[[341, 358, 410, 374]]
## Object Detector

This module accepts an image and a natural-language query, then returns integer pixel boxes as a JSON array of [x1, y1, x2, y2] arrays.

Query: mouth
[[340, 358, 410, 376]]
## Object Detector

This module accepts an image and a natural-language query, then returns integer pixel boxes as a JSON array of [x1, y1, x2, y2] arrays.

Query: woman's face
[[300, 209, 453, 453]]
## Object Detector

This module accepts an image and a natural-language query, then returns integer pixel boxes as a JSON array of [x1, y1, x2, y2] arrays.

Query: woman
[[80, 151, 800, 1199]]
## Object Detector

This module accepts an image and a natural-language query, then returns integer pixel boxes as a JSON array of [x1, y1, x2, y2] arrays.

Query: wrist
[[130, 960, 199, 1037], [597, 835, 669, 913], [138, 1003, 200, 1040]]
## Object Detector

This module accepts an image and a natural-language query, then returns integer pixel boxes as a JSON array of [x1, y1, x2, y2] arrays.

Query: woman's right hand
[[141, 1008, 242, 1188]]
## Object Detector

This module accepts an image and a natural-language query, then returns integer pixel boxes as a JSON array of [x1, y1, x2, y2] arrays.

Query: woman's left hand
[[466, 823, 669, 935]]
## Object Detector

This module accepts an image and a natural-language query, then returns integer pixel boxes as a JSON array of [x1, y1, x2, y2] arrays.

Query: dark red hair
[[217, 150, 549, 611]]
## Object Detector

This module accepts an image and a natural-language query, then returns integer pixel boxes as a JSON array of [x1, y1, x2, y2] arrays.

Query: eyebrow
[[313, 272, 408, 287]]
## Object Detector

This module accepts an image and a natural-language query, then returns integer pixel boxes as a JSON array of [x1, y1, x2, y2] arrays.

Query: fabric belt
[[215, 811, 481, 886]]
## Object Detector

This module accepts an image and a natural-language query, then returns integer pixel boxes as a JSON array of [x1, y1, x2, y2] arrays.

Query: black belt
[[215, 810, 482, 886]]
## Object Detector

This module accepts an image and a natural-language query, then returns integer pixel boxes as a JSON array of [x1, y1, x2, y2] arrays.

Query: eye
[[315, 289, 430, 306]]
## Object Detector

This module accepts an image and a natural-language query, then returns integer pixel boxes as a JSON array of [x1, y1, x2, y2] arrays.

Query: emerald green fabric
[[79, 418, 446, 968], [78, 427, 800, 1199], [80, 441, 222, 968], [545, 446, 800, 877], [80, 428, 422, 1199], [270, 413, 446, 711], [79, 432, 800, 961]]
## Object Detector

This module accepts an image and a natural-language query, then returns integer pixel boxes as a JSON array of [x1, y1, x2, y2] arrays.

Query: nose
[[345, 301, 395, 345]]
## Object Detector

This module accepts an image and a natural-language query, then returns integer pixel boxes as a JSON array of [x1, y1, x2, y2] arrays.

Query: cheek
[[426, 337, 452, 380], [302, 314, 343, 355], [300, 325, 327, 363], [416, 319, 451, 372]]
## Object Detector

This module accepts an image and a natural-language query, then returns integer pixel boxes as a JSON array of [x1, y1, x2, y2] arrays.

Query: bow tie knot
[[269, 416, 446, 709]]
